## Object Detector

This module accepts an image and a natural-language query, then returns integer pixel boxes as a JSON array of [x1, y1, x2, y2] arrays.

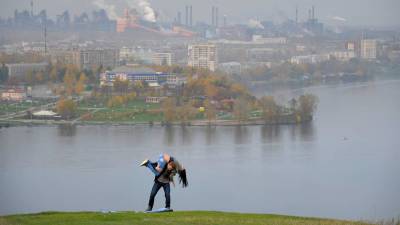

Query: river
[[0, 80, 399, 220]]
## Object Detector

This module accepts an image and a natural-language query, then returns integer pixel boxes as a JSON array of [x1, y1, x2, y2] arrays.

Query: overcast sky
[[1, 0, 400, 27]]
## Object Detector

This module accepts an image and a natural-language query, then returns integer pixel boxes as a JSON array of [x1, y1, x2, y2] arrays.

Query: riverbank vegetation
[[0, 211, 376, 225], [0, 58, 318, 125]]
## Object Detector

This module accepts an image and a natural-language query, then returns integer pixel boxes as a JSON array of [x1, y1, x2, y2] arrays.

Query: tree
[[56, 98, 77, 119], [34, 71, 44, 84], [25, 70, 35, 85], [0, 63, 9, 83], [63, 69, 76, 96], [298, 94, 318, 118], [113, 77, 129, 94], [75, 72, 87, 95], [204, 99, 216, 122], [107, 95, 126, 108], [49, 66, 58, 82], [289, 98, 298, 114], [260, 96, 279, 122], [162, 97, 177, 123], [233, 97, 250, 122], [176, 103, 196, 123]]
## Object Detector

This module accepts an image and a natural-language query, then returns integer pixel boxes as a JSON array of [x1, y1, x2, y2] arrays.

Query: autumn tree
[[107, 95, 126, 108], [49, 66, 58, 82], [162, 97, 177, 123], [25, 70, 35, 85], [34, 71, 44, 84], [204, 99, 217, 122], [298, 94, 318, 118], [63, 69, 77, 96], [0, 63, 9, 83], [176, 103, 196, 123], [233, 97, 250, 122], [75, 72, 87, 95], [56, 98, 77, 119], [113, 77, 129, 94], [260, 96, 279, 122]]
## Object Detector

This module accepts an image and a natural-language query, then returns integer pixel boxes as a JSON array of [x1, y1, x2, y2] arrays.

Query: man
[[140, 153, 188, 212]]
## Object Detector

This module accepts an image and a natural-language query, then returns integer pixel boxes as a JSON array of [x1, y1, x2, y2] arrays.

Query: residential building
[[51, 49, 119, 70], [5, 62, 48, 78], [1, 88, 27, 101], [330, 51, 356, 61], [188, 44, 217, 72], [100, 66, 177, 87], [290, 54, 330, 64], [345, 42, 356, 51], [252, 35, 287, 44], [360, 39, 377, 59], [219, 62, 242, 75], [152, 53, 174, 66]]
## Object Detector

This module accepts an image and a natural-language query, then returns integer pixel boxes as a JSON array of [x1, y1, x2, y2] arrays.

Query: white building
[[219, 62, 242, 75], [1, 88, 27, 101], [330, 51, 356, 61], [360, 39, 377, 59], [252, 35, 287, 44], [290, 54, 330, 64], [5, 62, 49, 78], [152, 53, 174, 66], [188, 44, 218, 72]]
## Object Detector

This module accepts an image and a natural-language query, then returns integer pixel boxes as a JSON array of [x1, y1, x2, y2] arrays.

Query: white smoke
[[93, 0, 118, 20], [331, 16, 347, 22], [248, 19, 264, 29], [126, 0, 156, 22]]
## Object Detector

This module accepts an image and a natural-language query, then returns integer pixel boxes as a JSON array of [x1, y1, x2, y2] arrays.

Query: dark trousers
[[148, 180, 170, 209]]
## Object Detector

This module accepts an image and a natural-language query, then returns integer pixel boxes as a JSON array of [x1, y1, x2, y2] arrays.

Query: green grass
[[0, 211, 372, 225]]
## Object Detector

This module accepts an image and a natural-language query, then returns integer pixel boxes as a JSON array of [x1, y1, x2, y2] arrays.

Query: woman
[[140, 153, 188, 211]]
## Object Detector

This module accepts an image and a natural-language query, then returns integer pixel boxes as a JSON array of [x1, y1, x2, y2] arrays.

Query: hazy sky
[[1, 0, 400, 27]]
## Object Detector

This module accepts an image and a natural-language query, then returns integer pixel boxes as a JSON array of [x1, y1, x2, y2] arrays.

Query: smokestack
[[44, 24, 47, 54], [215, 7, 219, 27], [312, 5, 315, 20], [223, 15, 227, 27], [185, 5, 188, 26], [177, 11, 181, 25], [30, 0, 34, 17], [308, 9, 311, 20], [212, 6, 215, 26], [189, 5, 193, 27], [295, 6, 298, 24]]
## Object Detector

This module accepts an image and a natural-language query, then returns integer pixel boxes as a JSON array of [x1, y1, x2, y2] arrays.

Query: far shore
[[0, 116, 312, 128]]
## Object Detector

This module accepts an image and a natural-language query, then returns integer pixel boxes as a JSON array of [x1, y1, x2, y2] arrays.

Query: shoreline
[[0, 116, 312, 128]]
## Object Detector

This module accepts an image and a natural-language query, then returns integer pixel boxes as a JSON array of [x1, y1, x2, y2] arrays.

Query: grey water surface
[[1, 80, 399, 220]]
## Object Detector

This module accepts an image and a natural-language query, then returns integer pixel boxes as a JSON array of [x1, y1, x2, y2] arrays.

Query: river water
[[0, 80, 399, 220]]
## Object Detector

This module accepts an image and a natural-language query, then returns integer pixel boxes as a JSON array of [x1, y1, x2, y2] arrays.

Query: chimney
[[189, 5, 193, 27], [215, 7, 219, 27], [212, 6, 215, 26], [312, 5, 315, 20], [30, 0, 34, 17], [185, 5, 189, 26], [295, 6, 298, 24], [223, 15, 227, 27], [177, 11, 181, 25]]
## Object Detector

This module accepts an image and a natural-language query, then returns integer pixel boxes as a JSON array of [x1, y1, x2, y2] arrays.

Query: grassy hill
[[0, 211, 373, 225]]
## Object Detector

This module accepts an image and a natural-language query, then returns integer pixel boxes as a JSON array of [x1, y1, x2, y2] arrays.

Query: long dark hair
[[178, 169, 188, 188]]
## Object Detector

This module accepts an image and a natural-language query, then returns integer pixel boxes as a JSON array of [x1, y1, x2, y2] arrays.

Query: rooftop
[[111, 66, 157, 74]]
